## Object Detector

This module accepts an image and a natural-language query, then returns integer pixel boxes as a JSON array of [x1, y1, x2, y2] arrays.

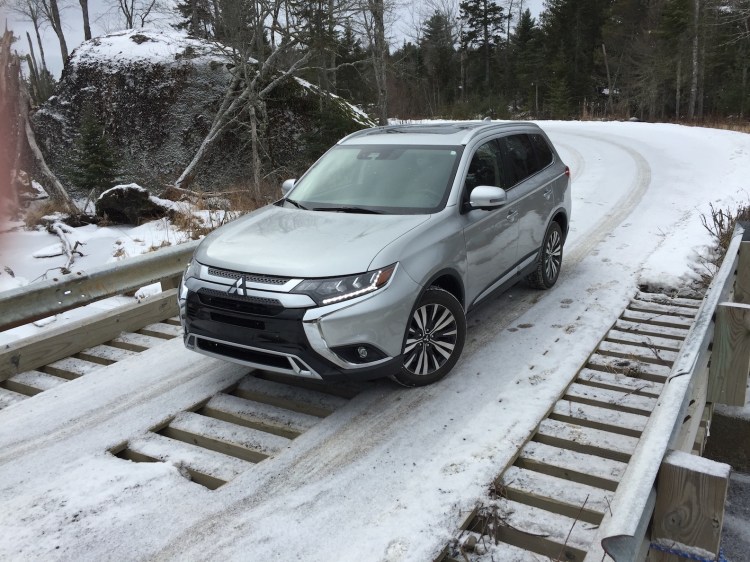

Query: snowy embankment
[[0, 121, 748, 561]]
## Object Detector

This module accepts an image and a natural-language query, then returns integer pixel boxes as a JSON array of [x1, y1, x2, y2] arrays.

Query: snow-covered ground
[[0, 120, 749, 561]]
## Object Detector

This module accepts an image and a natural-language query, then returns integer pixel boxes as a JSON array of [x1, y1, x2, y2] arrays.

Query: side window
[[529, 134, 554, 169], [500, 134, 540, 185], [464, 141, 507, 192]]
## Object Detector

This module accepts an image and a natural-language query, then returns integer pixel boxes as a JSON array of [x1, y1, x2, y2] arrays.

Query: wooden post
[[650, 450, 731, 562], [708, 302, 750, 406], [734, 240, 750, 305]]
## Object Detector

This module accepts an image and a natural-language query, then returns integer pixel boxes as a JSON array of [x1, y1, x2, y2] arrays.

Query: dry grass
[[22, 200, 67, 229], [697, 201, 750, 287]]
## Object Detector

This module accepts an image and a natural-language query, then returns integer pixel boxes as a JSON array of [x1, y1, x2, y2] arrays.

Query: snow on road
[[0, 121, 749, 561]]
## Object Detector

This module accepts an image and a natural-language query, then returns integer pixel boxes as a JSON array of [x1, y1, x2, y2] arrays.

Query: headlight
[[184, 259, 201, 280], [292, 264, 396, 306]]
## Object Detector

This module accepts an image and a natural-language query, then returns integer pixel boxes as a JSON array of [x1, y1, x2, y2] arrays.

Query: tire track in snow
[[561, 132, 652, 266]]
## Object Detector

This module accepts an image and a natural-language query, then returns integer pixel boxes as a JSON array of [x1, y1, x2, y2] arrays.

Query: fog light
[[331, 344, 388, 364]]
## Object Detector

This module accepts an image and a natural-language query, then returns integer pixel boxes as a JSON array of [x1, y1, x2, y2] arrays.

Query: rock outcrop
[[32, 29, 373, 195]]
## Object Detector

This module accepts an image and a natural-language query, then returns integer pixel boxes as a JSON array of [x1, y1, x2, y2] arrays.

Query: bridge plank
[[597, 341, 677, 366], [77, 344, 140, 365], [163, 411, 291, 463], [628, 300, 699, 317], [3, 370, 67, 395], [613, 319, 689, 340], [620, 309, 694, 330], [501, 465, 615, 522], [108, 331, 167, 352], [0, 387, 27, 409], [536, 418, 639, 461], [41, 357, 101, 379], [122, 432, 250, 484], [586, 354, 671, 382], [139, 321, 182, 339], [565, 383, 658, 416], [551, 399, 648, 437], [201, 392, 320, 439], [576, 368, 663, 398], [517, 441, 627, 491], [488, 498, 599, 559], [634, 292, 702, 309], [604, 329, 684, 352]]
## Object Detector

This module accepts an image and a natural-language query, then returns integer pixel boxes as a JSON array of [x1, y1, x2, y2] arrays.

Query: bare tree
[[8, 0, 49, 71], [175, 0, 313, 198], [79, 0, 92, 40], [116, 0, 163, 28], [1, 30, 75, 210], [38, 0, 70, 65]]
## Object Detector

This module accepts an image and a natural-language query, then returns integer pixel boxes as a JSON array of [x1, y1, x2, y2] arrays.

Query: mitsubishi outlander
[[179, 121, 571, 386]]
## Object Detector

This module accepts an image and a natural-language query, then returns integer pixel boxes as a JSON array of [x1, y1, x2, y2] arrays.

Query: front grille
[[197, 288, 284, 317], [207, 267, 289, 286]]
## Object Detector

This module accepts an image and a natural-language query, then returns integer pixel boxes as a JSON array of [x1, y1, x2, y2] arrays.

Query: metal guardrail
[[0, 240, 199, 332], [590, 224, 746, 561]]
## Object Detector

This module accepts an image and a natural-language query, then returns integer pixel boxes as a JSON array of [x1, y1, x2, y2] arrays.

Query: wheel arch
[[552, 209, 569, 242], [423, 269, 465, 309]]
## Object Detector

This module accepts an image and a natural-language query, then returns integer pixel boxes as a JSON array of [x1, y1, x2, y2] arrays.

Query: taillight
[[564, 166, 570, 177]]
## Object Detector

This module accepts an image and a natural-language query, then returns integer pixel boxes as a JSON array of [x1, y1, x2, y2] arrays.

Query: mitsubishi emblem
[[228, 276, 248, 296]]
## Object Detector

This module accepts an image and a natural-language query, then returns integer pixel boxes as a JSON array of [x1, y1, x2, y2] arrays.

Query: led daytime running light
[[319, 265, 395, 305]]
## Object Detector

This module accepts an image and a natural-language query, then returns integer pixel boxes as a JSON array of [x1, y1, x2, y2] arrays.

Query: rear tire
[[527, 221, 563, 289], [392, 288, 466, 387]]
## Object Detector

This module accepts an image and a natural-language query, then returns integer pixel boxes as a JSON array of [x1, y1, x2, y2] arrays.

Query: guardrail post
[[708, 302, 750, 407], [650, 450, 731, 562], [733, 238, 750, 305]]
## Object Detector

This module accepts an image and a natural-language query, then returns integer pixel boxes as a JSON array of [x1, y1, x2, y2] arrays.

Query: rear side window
[[529, 134, 554, 168], [498, 133, 554, 186]]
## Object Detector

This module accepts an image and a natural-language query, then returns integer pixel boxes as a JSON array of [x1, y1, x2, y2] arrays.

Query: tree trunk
[[250, 104, 261, 201], [675, 57, 682, 119], [47, 0, 69, 64], [369, 0, 388, 125], [79, 0, 92, 41], [688, 0, 700, 120], [30, 13, 49, 72], [602, 43, 613, 115]]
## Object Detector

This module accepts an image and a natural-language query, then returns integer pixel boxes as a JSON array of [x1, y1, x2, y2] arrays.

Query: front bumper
[[178, 264, 420, 381]]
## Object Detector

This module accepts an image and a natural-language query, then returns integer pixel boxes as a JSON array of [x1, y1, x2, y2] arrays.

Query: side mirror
[[281, 179, 296, 196], [469, 185, 507, 210]]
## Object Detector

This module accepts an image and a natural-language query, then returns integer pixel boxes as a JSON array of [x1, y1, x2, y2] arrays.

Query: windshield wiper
[[312, 206, 384, 214], [285, 198, 308, 210]]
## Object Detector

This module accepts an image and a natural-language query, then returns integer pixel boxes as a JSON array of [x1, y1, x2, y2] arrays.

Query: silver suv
[[179, 121, 571, 386]]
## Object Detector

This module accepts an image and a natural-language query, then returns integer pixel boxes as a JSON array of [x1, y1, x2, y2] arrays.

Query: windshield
[[287, 144, 462, 214]]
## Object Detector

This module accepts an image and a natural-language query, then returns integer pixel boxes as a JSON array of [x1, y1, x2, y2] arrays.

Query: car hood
[[195, 204, 430, 278]]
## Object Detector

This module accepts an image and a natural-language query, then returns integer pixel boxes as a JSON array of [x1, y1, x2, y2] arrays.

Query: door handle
[[543, 187, 553, 200], [507, 209, 518, 222]]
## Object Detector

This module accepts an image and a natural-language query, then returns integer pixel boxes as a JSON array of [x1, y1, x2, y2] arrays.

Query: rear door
[[498, 133, 558, 268]]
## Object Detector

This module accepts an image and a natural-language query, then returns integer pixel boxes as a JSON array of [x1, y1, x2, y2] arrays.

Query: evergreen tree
[[460, 0, 508, 92], [68, 107, 118, 194], [541, 0, 609, 109], [511, 9, 543, 114], [421, 11, 458, 113]]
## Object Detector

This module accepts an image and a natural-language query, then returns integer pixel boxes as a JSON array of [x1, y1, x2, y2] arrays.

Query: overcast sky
[[2, 0, 545, 80]]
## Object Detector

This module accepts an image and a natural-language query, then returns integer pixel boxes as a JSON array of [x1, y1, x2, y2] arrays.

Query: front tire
[[527, 221, 563, 289], [392, 288, 466, 387]]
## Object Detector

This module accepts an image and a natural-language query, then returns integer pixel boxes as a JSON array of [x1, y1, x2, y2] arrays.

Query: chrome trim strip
[[188, 333, 323, 380], [188, 277, 315, 308], [303, 319, 394, 370]]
